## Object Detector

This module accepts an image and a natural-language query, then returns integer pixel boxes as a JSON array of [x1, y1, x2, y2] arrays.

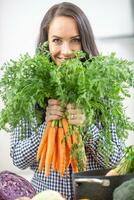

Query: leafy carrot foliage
[[0, 42, 134, 152]]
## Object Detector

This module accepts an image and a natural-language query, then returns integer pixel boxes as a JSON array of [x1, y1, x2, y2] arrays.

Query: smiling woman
[[9, 2, 124, 200]]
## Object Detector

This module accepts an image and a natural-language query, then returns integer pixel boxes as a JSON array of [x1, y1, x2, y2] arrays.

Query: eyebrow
[[52, 35, 80, 39]]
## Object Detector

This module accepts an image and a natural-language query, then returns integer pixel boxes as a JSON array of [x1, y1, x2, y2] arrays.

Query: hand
[[66, 103, 85, 126], [45, 99, 64, 122]]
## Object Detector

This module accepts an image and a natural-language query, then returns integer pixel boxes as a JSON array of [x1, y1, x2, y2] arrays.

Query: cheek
[[49, 41, 58, 54], [49, 45, 59, 58], [48, 44, 60, 64], [74, 44, 82, 51]]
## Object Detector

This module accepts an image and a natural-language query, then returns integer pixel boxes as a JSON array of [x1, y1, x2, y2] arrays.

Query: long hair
[[37, 2, 99, 56]]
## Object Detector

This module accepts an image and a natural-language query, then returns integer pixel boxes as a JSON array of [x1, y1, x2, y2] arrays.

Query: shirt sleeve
[[10, 119, 45, 169], [85, 123, 124, 168]]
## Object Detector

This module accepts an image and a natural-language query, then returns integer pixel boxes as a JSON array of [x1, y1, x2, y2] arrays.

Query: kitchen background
[[0, 0, 134, 180]]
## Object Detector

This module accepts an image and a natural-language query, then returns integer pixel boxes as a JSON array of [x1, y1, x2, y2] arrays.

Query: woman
[[10, 2, 123, 200]]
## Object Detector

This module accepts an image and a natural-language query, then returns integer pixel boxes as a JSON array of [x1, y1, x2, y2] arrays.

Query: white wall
[[97, 37, 134, 146], [1, 0, 133, 64], [0, 0, 134, 178]]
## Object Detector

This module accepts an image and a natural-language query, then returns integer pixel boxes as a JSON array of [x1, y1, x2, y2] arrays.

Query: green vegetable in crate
[[116, 145, 134, 174], [113, 178, 134, 200], [106, 145, 134, 176]]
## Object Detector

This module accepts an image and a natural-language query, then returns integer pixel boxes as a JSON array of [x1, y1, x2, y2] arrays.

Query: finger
[[67, 110, 81, 122], [68, 113, 80, 121], [46, 109, 63, 118], [49, 110, 63, 116], [48, 99, 60, 105], [66, 103, 75, 110], [67, 106, 82, 115], [67, 109, 81, 115], [50, 105, 64, 112], [69, 119, 83, 126], [45, 114, 62, 122], [68, 114, 85, 126], [45, 109, 63, 122], [46, 105, 64, 115]]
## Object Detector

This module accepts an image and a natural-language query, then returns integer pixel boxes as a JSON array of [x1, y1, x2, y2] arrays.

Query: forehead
[[48, 16, 79, 37]]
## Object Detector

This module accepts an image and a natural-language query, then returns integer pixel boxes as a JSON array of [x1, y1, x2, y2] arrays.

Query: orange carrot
[[37, 121, 51, 162], [65, 141, 71, 169], [71, 158, 78, 173], [58, 126, 66, 176], [38, 143, 47, 173], [45, 126, 57, 176], [52, 130, 58, 172], [62, 118, 72, 149]]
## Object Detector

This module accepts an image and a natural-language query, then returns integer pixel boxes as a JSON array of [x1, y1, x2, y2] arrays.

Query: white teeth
[[58, 58, 65, 60], [58, 58, 70, 60]]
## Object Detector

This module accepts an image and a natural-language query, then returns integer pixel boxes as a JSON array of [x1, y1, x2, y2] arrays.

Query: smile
[[57, 57, 73, 60]]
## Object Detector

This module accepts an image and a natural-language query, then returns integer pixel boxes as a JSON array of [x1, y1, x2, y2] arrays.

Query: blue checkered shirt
[[10, 120, 123, 200]]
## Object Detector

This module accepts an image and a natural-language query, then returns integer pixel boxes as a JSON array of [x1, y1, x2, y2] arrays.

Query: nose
[[61, 42, 73, 57]]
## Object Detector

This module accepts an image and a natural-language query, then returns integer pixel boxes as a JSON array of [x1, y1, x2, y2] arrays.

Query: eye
[[71, 38, 81, 43], [52, 38, 62, 45]]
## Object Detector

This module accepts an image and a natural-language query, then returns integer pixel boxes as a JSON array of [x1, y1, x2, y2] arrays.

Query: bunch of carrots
[[36, 118, 86, 176]]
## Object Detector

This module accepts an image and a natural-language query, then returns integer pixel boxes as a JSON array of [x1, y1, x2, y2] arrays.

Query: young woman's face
[[48, 16, 81, 65]]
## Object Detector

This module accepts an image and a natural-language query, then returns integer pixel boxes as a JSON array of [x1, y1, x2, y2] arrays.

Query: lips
[[57, 57, 74, 60], [56, 57, 74, 65]]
